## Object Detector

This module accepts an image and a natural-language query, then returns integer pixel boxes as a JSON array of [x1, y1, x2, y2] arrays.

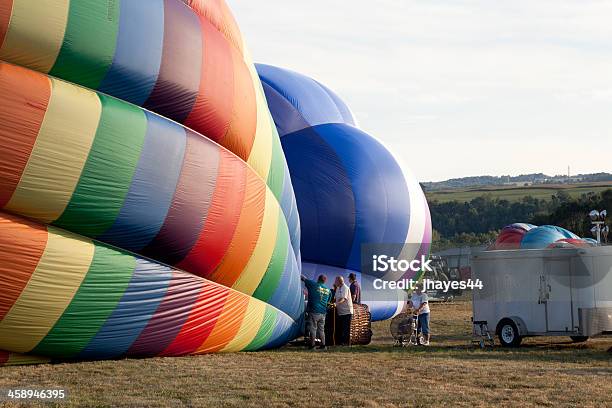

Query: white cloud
[[228, 0, 612, 181]]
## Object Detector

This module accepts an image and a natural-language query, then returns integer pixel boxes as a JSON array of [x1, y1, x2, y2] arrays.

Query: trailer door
[[545, 259, 573, 332]]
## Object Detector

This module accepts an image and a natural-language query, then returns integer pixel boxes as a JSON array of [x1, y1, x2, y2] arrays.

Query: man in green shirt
[[302, 274, 332, 350]]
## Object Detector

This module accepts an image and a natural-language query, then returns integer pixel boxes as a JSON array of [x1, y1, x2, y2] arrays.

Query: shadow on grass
[[278, 340, 612, 364]]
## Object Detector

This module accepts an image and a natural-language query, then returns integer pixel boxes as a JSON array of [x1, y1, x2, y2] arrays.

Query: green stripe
[[31, 245, 135, 358], [252, 214, 289, 301], [244, 307, 277, 351], [266, 121, 285, 201], [49, 0, 120, 89], [54, 94, 146, 237]]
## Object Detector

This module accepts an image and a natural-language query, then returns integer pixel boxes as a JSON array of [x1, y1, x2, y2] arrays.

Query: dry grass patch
[[1, 300, 610, 407]]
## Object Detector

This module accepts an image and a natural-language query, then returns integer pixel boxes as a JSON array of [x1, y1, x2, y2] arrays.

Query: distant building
[[503, 181, 533, 187], [433, 245, 487, 268]]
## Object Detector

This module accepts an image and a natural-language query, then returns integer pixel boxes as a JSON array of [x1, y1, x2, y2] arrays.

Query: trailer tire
[[497, 319, 522, 347], [570, 336, 589, 343]]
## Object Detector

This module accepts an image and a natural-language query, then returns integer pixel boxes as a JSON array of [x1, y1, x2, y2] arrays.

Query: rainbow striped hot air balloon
[[0, 0, 302, 363]]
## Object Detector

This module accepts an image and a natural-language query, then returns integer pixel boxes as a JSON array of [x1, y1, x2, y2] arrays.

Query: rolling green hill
[[426, 182, 612, 203]]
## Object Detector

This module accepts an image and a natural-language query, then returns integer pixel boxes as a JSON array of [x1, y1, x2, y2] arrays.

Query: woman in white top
[[409, 282, 430, 346], [334, 276, 354, 345]]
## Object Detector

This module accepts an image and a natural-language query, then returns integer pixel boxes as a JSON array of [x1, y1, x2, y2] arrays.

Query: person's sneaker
[[422, 340, 430, 346], [317, 345, 327, 351]]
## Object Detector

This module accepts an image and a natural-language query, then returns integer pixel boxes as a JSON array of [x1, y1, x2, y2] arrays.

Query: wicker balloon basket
[[350, 304, 373, 345], [324, 304, 373, 346]]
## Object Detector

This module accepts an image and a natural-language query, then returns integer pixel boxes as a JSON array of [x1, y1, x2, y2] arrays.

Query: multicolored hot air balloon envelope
[[490, 224, 594, 250], [0, 0, 304, 364], [257, 64, 432, 320], [492, 223, 536, 249]]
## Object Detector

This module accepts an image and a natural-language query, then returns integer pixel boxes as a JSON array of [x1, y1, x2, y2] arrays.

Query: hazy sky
[[227, 0, 612, 182]]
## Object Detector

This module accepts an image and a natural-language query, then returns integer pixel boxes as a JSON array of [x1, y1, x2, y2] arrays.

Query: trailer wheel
[[570, 336, 589, 343], [498, 319, 522, 347]]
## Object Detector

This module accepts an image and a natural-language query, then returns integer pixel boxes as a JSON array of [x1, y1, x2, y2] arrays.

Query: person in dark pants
[[348, 273, 361, 304], [302, 274, 331, 350], [334, 276, 354, 346], [409, 282, 430, 346]]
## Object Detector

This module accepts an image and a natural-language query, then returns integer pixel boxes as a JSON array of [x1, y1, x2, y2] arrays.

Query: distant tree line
[[429, 189, 612, 252], [422, 172, 612, 191]]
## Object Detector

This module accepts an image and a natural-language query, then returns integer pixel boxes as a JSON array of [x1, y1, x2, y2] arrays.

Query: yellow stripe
[[0, 227, 94, 353], [0, 0, 69, 73], [232, 188, 279, 295], [5, 78, 101, 223], [243, 47, 273, 179], [220, 298, 266, 352]]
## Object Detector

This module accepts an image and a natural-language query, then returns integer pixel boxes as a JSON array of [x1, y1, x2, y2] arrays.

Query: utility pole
[[590, 210, 609, 244]]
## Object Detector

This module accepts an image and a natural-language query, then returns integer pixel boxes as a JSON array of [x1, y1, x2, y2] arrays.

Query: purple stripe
[[127, 272, 203, 357], [141, 130, 220, 266], [143, 0, 202, 122]]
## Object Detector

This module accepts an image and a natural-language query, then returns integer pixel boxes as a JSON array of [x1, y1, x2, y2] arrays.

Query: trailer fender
[[496, 316, 528, 337]]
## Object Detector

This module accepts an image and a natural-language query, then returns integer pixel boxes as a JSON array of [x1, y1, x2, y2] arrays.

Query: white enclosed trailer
[[471, 246, 612, 346]]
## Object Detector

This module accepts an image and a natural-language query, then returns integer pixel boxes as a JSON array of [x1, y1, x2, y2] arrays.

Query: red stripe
[[160, 280, 230, 356], [176, 150, 246, 277], [0, 63, 51, 207], [0, 213, 49, 320], [0, 0, 12, 48], [0, 350, 9, 365], [184, 17, 233, 143]]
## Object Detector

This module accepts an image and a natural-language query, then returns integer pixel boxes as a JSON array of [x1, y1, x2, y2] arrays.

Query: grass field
[[1, 299, 610, 407], [426, 182, 612, 203]]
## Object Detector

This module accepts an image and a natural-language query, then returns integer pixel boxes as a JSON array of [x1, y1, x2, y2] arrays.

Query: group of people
[[301, 273, 361, 350], [302, 274, 431, 349]]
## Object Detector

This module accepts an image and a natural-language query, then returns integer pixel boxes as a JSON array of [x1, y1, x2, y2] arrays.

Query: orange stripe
[[183, 0, 244, 55], [0, 0, 12, 47], [208, 169, 265, 287], [220, 48, 256, 161], [0, 212, 48, 321], [159, 280, 230, 356], [0, 63, 51, 207], [195, 291, 248, 353], [217, 0, 243, 50]]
